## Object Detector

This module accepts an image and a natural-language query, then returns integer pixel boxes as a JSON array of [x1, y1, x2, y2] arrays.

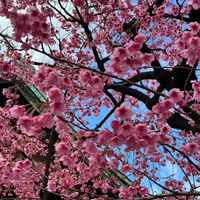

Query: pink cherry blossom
[[9, 105, 25, 118], [48, 87, 64, 103], [47, 180, 57, 192], [59, 155, 74, 167], [163, 99, 174, 109], [169, 88, 183, 103], [182, 143, 199, 154], [142, 53, 155, 65], [49, 102, 65, 116], [188, 22, 200, 35], [55, 142, 70, 156], [110, 120, 120, 130], [182, 31, 193, 40], [134, 33, 147, 44], [73, 0, 85, 7], [111, 47, 127, 61], [37, 113, 54, 128], [79, 69, 91, 83], [126, 41, 143, 55], [17, 115, 34, 135], [114, 104, 132, 120]]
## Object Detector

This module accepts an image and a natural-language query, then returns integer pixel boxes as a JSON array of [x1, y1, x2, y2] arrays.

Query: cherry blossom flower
[[114, 104, 132, 120], [187, 0, 200, 10], [169, 88, 183, 103], [50, 102, 65, 116], [142, 53, 155, 65], [9, 105, 25, 118], [17, 115, 34, 135], [48, 87, 64, 103], [37, 113, 54, 128], [110, 120, 120, 130], [134, 33, 147, 44], [60, 155, 74, 167], [79, 70, 91, 83], [126, 41, 143, 55], [55, 142, 70, 156], [182, 143, 199, 154], [47, 180, 57, 192], [73, 0, 85, 7], [188, 22, 200, 35], [111, 47, 127, 61]]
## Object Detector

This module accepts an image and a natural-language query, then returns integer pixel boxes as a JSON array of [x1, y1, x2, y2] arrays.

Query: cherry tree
[[0, 0, 199, 199]]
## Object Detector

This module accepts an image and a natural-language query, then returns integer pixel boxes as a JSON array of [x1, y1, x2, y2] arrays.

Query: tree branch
[[74, 6, 106, 72], [42, 127, 58, 200]]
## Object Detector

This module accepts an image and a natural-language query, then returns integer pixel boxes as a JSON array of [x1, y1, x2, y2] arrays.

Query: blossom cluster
[[78, 69, 104, 98], [9, 105, 54, 136], [2, 6, 53, 46], [33, 65, 69, 92], [96, 104, 160, 150], [109, 33, 155, 75], [176, 22, 200, 66]]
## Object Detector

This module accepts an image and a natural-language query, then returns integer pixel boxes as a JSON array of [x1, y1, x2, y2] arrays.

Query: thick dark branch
[[153, 68, 175, 90], [115, 72, 156, 87], [31, 61, 54, 67], [106, 84, 200, 133], [105, 84, 150, 104], [182, 106, 200, 124], [101, 56, 110, 64], [125, 72, 156, 86], [147, 0, 165, 16], [83, 23, 106, 71], [123, 18, 138, 34], [140, 45, 176, 90], [146, 84, 164, 109], [189, 8, 200, 23], [167, 113, 190, 131], [42, 127, 58, 200], [104, 89, 118, 105]]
